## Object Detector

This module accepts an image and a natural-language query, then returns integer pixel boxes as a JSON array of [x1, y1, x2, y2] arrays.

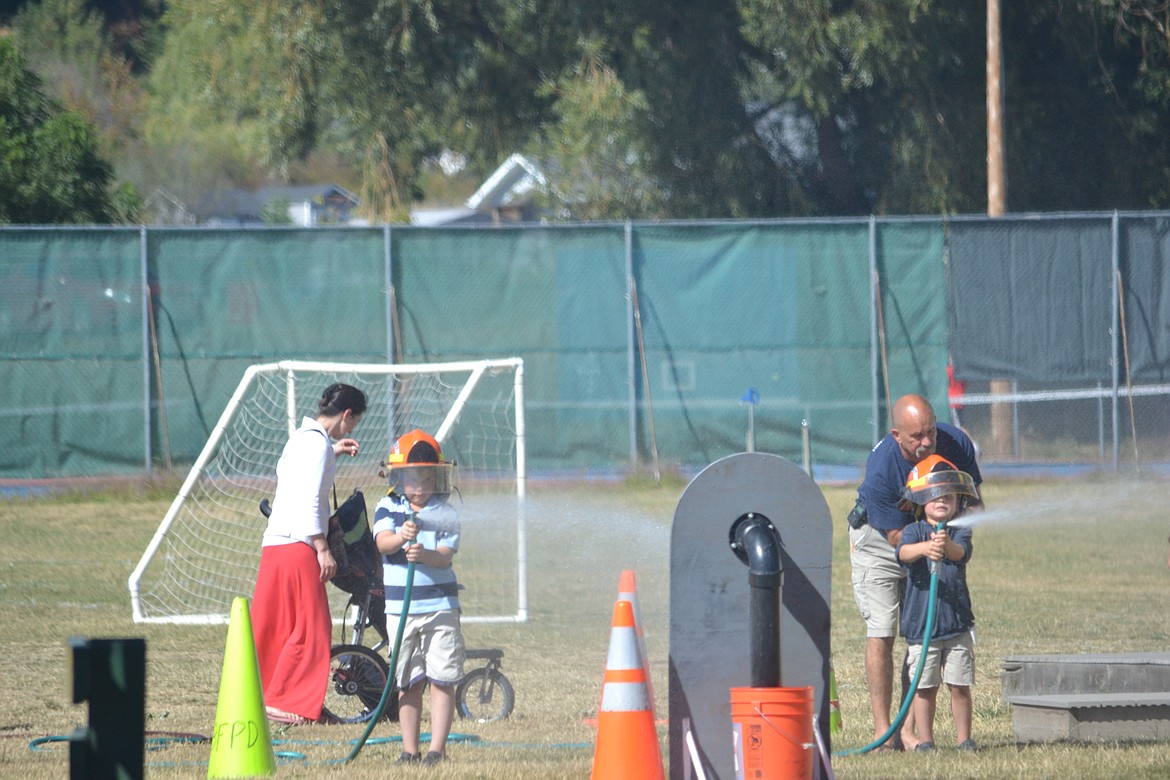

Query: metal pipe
[[801, 418, 811, 475], [732, 514, 783, 688]]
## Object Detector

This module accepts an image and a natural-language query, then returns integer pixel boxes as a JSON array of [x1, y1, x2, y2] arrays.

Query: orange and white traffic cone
[[590, 599, 665, 780], [616, 570, 642, 623], [585, 570, 655, 728], [617, 569, 659, 722]]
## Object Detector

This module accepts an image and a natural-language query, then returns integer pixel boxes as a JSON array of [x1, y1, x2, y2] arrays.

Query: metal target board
[[669, 452, 832, 779]]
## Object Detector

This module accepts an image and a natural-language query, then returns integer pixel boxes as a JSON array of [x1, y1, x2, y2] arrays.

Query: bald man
[[849, 394, 983, 750]]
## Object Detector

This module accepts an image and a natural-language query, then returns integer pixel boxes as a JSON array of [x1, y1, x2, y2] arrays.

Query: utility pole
[[987, 0, 1013, 458], [987, 0, 1005, 218]]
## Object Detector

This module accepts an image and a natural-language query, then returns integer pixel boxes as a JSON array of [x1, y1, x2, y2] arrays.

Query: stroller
[[327, 488, 391, 649], [319, 489, 399, 724], [261, 490, 515, 725]]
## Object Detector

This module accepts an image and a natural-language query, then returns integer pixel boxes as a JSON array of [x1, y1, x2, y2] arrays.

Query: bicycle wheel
[[455, 667, 515, 723], [323, 644, 396, 724]]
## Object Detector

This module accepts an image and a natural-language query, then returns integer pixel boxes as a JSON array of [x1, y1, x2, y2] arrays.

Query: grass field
[[2, 472, 1169, 779]]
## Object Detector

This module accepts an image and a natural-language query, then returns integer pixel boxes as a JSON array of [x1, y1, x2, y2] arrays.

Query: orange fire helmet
[[903, 454, 977, 505], [384, 429, 453, 496]]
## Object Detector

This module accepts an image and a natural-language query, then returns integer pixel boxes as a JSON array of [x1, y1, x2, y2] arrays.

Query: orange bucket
[[730, 686, 814, 780]]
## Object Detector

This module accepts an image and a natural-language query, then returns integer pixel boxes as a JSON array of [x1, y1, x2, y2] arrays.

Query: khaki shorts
[[906, 631, 975, 689], [390, 609, 466, 689], [849, 524, 905, 638]]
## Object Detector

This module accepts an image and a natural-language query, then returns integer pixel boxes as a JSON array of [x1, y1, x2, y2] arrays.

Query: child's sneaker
[[396, 751, 420, 764], [421, 751, 446, 766]]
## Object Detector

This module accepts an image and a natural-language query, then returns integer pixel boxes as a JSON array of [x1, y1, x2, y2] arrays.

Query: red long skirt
[[251, 543, 332, 721]]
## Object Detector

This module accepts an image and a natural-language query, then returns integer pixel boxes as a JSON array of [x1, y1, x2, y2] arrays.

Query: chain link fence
[[947, 214, 1170, 473], [2, 213, 1168, 482]]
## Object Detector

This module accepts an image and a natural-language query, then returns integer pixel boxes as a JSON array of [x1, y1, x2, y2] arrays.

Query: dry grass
[[1, 474, 1169, 778]]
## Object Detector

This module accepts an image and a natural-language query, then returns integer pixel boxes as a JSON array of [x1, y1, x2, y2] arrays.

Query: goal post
[[129, 358, 527, 625]]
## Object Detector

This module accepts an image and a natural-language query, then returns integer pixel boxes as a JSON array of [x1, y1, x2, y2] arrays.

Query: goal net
[[129, 358, 526, 624]]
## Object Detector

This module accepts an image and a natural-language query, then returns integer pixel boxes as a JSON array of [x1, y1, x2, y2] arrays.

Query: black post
[[730, 513, 783, 688], [69, 637, 146, 780]]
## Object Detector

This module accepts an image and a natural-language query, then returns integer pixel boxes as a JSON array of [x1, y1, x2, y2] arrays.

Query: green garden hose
[[834, 522, 945, 757], [342, 536, 416, 763]]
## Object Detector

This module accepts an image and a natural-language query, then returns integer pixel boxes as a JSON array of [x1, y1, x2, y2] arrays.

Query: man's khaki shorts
[[906, 631, 975, 689], [849, 524, 905, 638]]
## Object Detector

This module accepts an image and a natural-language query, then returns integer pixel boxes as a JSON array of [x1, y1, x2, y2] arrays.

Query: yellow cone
[[829, 662, 843, 734], [208, 597, 275, 778]]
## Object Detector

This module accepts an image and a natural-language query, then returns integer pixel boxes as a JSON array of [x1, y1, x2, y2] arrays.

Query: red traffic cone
[[590, 600, 665, 780]]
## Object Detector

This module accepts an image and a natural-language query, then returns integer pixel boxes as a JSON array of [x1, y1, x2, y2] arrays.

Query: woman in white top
[[251, 383, 366, 725]]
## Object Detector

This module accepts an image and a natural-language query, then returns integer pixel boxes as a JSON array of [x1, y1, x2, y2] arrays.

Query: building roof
[[197, 184, 359, 226], [253, 184, 358, 206], [410, 207, 483, 226], [465, 153, 546, 211]]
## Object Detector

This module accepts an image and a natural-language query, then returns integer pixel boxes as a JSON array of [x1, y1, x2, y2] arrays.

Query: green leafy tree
[[996, 2, 1170, 210], [141, 0, 295, 207], [314, 0, 562, 220], [0, 38, 129, 224], [140, 0, 1170, 220], [147, 0, 619, 220], [13, 0, 152, 213], [533, 50, 665, 221], [16, 3, 112, 127]]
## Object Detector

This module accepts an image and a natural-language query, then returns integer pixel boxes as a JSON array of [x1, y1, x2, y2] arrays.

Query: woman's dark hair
[[319, 383, 367, 417]]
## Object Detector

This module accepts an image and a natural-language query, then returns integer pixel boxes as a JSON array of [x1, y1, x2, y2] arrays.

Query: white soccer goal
[[129, 358, 527, 625]]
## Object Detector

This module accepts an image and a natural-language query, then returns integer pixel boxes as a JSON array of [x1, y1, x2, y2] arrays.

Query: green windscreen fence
[[632, 222, 947, 468], [35, 214, 1160, 481], [392, 226, 632, 470], [944, 215, 1170, 464], [1119, 217, 1170, 383], [948, 217, 1115, 383], [1, 229, 145, 476], [146, 228, 388, 457]]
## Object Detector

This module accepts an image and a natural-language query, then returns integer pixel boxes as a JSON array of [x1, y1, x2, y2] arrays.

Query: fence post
[[140, 226, 152, 474], [626, 221, 638, 470], [869, 216, 881, 443], [1111, 211, 1120, 470], [385, 225, 396, 363]]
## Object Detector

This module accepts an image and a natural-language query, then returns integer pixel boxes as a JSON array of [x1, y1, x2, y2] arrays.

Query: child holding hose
[[896, 454, 979, 753], [373, 429, 465, 767]]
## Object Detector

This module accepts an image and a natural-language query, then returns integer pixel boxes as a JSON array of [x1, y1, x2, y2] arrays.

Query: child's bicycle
[[327, 587, 516, 725], [260, 493, 516, 725]]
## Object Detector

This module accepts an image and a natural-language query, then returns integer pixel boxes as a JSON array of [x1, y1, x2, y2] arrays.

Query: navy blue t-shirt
[[897, 520, 974, 644], [856, 422, 981, 535]]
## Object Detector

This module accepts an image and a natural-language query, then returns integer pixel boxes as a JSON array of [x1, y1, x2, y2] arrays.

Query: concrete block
[[1008, 692, 1170, 743], [1001, 653, 1170, 704]]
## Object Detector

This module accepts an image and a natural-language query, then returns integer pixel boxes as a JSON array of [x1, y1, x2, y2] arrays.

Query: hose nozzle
[[930, 521, 946, 574]]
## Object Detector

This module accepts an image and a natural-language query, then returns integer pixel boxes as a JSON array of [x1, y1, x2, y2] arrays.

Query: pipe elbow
[[732, 514, 782, 587]]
